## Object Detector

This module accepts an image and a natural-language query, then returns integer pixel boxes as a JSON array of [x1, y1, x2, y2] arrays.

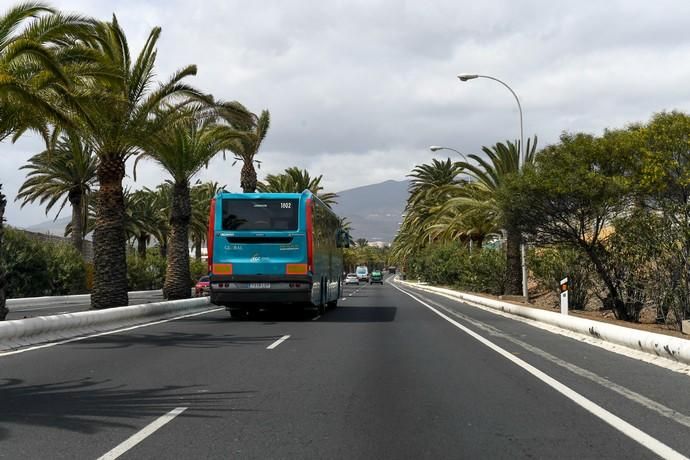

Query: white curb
[[0, 297, 211, 351], [6, 290, 164, 309], [396, 279, 690, 365]]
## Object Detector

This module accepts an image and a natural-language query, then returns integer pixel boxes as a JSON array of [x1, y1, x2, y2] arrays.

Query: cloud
[[4, 0, 690, 226]]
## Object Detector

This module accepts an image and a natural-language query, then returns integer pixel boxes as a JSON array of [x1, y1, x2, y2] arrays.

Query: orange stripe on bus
[[286, 263, 308, 275], [213, 263, 232, 275]]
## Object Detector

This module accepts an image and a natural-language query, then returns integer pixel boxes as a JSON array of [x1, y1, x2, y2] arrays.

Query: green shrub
[[528, 246, 593, 309], [410, 242, 506, 295], [45, 242, 87, 295], [2, 228, 86, 297], [462, 248, 506, 295], [127, 249, 166, 290]]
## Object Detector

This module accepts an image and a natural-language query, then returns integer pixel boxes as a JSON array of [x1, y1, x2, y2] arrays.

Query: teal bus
[[208, 190, 348, 318]]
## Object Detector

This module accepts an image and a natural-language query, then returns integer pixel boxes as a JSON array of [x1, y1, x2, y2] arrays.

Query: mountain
[[331, 179, 409, 243], [25, 216, 72, 237]]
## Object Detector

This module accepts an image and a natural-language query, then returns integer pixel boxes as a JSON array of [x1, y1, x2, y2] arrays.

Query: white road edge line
[[391, 282, 688, 460], [0, 307, 224, 358], [97, 407, 187, 460], [267, 335, 290, 349]]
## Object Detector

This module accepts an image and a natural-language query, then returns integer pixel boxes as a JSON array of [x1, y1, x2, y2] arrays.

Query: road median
[[396, 278, 690, 366], [6, 289, 163, 309], [0, 297, 212, 352]]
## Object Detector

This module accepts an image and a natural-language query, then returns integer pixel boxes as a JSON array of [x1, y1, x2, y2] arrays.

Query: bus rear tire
[[327, 299, 338, 309]]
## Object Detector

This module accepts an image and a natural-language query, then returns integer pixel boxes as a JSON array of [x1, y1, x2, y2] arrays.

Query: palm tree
[[16, 132, 97, 254], [128, 188, 160, 258], [75, 17, 208, 308], [392, 158, 464, 261], [356, 238, 369, 248], [0, 3, 93, 320], [223, 106, 270, 193], [443, 137, 538, 294], [257, 166, 338, 206], [136, 108, 237, 299]]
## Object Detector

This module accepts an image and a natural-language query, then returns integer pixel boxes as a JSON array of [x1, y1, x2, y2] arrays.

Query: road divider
[[0, 297, 211, 352], [395, 278, 690, 366], [6, 289, 164, 309]]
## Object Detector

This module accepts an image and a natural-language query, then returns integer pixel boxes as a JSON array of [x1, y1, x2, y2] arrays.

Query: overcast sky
[[3, 0, 690, 227]]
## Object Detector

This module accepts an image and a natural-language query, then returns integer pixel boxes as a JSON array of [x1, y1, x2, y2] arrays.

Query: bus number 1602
[[280, 202, 292, 209]]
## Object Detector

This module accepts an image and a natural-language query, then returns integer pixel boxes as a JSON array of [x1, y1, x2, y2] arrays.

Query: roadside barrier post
[[560, 277, 569, 315]]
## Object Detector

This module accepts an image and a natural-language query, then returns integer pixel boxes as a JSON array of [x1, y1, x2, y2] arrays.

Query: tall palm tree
[[392, 158, 464, 260], [0, 2, 93, 320], [136, 107, 238, 299], [257, 166, 338, 206], [16, 132, 97, 254], [223, 106, 270, 193], [443, 137, 538, 294], [75, 17, 207, 308]]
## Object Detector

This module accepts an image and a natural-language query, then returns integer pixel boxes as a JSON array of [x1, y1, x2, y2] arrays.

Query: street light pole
[[457, 73, 529, 299]]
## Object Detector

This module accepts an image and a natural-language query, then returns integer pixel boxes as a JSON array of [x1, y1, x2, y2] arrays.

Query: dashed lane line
[[97, 407, 187, 460], [267, 335, 290, 349]]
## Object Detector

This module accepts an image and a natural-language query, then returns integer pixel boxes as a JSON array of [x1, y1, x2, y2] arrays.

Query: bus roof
[[215, 190, 313, 200]]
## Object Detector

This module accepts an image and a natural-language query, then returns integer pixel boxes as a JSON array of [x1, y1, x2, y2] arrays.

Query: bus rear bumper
[[211, 289, 311, 306]]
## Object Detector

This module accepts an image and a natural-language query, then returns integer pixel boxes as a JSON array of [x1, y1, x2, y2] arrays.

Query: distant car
[[370, 270, 383, 284], [355, 265, 369, 282], [195, 275, 210, 296], [345, 273, 360, 285]]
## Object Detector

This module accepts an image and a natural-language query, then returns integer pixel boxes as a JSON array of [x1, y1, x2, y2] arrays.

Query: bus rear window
[[221, 199, 299, 231]]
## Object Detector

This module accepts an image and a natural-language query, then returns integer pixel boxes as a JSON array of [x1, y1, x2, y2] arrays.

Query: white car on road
[[345, 273, 360, 285]]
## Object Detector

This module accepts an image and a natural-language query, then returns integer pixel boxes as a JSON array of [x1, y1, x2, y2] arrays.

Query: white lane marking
[[312, 315, 321, 321], [267, 335, 290, 349], [412, 290, 690, 430], [392, 283, 688, 460], [0, 308, 224, 358], [97, 407, 187, 460]]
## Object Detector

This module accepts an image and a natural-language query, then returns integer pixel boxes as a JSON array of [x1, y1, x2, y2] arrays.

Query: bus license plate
[[249, 283, 270, 289]]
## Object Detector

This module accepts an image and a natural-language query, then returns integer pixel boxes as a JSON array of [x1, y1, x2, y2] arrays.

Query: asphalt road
[[5, 291, 172, 321], [2, 277, 690, 459]]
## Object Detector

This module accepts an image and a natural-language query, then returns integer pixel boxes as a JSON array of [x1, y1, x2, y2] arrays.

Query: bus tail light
[[207, 197, 216, 272], [306, 197, 313, 272], [213, 263, 232, 275], [286, 263, 308, 275]]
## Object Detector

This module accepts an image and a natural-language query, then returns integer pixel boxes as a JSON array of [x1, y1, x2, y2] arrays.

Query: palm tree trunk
[[240, 160, 257, 193], [163, 181, 191, 300], [159, 240, 167, 258], [0, 186, 7, 321], [69, 191, 84, 256], [505, 229, 522, 295], [137, 233, 148, 258], [91, 156, 128, 309]]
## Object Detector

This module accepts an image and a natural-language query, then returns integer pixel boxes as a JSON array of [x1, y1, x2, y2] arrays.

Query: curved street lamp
[[457, 73, 528, 299], [457, 74, 524, 168], [428, 145, 469, 162]]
